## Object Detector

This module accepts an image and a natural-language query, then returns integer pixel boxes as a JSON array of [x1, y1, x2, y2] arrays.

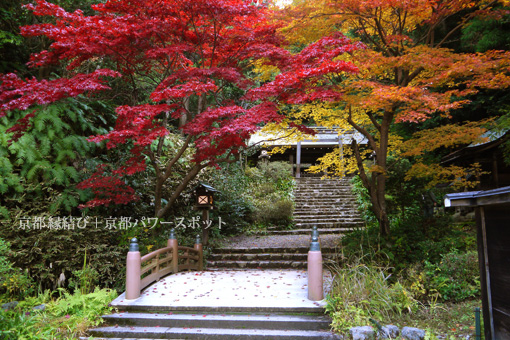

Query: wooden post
[[202, 209, 210, 246], [167, 228, 179, 273], [194, 234, 204, 271], [289, 153, 294, 177], [126, 238, 141, 300], [296, 141, 302, 178]]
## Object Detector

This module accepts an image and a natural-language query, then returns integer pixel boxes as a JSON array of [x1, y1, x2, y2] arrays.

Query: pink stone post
[[307, 233, 323, 301], [125, 238, 141, 300], [167, 228, 179, 273], [194, 234, 203, 271]]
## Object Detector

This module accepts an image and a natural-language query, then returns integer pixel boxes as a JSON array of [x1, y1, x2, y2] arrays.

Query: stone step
[[293, 211, 359, 216], [207, 260, 307, 269], [296, 211, 358, 215], [209, 253, 309, 261], [100, 312, 332, 331], [295, 197, 356, 201], [294, 192, 352, 196], [296, 222, 364, 228], [293, 214, 362, 219], [293, 218, 363, 224], [266, 228, 356, 235], [85, 326, 340, 339], [294, 196, 356, 200], [293, 215, 363, 220], [212, 246, 336, 254], [294, 187, 352, 191], [296, 205, 356, 209]]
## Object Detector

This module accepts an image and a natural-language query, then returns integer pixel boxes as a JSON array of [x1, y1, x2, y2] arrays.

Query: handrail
[[140, 246, 174, 289], [125, 232, 203, 300]]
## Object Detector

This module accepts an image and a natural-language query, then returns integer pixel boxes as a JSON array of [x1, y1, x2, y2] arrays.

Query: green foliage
[[0, 98, 113, 217], [207, 161, 295, 235], [344, 176, 475, 272], [2, 215, 125, 292], [341, 214, 476, 273], [51, 287, 117, 325], [0, 287, 117, 340], [0, 238, 34, 300], [68, 250, 99, 295], [250, 195, 294, 225], [208, 162, 254, 234], [0, 309, 42, 340], [247, 161, 295, 226], [422, 251, 480, 302], [325, 258, 417, 332], [462, 10, 510, 52], [350, 175, 378, 226]]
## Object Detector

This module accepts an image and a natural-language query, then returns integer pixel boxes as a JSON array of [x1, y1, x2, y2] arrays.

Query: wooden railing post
[[194, 234, 203, 271], [168, 228, 179, 273], [126, 238, 141, 300]]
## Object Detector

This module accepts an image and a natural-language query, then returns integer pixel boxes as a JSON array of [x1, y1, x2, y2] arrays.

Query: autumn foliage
[[274, 0, 510, 235], [0, 0, 310, 217]]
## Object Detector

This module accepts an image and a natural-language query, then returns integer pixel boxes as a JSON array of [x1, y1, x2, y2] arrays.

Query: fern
[[0, 156, 13, 174], [0, 205, 9, 218], [49, 189, 79, 213], [64, 166, 79, 182], [26, 161, 51, 182], [40, 135, 52, 155], [1, 97, 115, 214], [56, 149, 76, 163]]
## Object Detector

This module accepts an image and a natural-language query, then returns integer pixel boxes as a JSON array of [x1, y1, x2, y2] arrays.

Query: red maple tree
[[0, 0, 328, 218]]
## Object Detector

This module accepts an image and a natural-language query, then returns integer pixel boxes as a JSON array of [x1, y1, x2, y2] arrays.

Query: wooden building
[[442, 131, 510, 189], [445, 187, 510, 340], [248, 127, 367, 177]]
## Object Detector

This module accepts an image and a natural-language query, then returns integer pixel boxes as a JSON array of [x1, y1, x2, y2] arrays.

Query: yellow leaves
[[405, 162, 488, 189], [306, 146, 372, 177], [252, 59, 280, 82], [276, 0, 339, 46], [254, 119, 311, 149]]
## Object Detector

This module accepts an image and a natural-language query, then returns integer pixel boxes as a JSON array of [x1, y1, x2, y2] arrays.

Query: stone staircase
[[207, 176, 363, 270], [207, 243, 331, 270], [83, 306, 339, 339], [292, 177, 364, 234]]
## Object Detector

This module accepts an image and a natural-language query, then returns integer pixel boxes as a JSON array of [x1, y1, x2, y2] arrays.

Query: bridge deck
[[111, 269, 332, 313]]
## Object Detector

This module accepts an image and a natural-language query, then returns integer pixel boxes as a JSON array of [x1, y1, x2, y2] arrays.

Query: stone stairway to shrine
[[291, 176, 364, 234], [207, 176, 364, 270]]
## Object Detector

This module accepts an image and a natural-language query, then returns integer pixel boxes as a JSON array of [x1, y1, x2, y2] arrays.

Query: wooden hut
[[445, 187, 510, 340]]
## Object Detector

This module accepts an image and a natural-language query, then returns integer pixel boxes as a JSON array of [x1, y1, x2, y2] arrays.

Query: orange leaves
[[401, 120, 493, 158], [405, 162, 488, 189]]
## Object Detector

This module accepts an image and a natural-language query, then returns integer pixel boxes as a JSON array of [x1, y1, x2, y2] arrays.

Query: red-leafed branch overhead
[[3, 0, 358, 216]]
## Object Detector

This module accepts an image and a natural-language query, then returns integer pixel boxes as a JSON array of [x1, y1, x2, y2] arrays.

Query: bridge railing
[[125, 229, 203, 300]]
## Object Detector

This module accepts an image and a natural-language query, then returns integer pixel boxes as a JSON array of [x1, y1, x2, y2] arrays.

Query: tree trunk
[[350, 110, 393, 237]]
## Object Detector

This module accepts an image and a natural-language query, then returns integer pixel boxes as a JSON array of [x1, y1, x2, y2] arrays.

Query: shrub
[[423, 251, 480, 302], [208, 161, 295, 232], [325, 259, 417, 333], [340, 213, 477, 274], [256, 161, 293, 182], [0, 238, 34, 300], [0, 287, 117, 339], [2, 216, 125, 292], [251, 196, 294, 225]]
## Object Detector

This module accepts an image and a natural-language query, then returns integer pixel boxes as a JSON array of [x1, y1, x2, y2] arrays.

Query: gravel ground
[[217, 233, 344, 250]]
